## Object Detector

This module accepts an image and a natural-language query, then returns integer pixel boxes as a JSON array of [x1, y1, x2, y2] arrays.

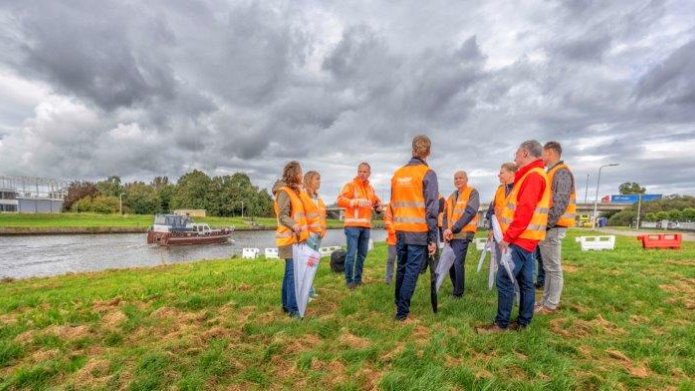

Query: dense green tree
[[618, 182, 646, 195], [151, 177, 175, 212], [682, 208, 695, 221], [72, 195, 120, 214], [96, 176, 123, 197], [170, 170, 213, 211], [208, 173, 273, 217], [124, 182, 161, 214], [655, 211, 670, 221], [668, 210, 683, 222], [607, 210, 635, 226]]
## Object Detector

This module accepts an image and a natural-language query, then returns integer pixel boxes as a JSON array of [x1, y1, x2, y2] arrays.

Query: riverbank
[[0, 213, 380, 235], [0, 231, 693, 389]]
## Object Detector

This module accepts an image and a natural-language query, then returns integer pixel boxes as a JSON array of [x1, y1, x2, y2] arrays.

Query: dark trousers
[[535, 246, 545, 285], [448, 237, 472, 297], [394, 233, 427, 318], [495, 245, 536, 328]]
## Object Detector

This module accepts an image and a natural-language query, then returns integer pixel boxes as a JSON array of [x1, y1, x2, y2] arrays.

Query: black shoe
[[534, 282, 543, 290], [347, 282, 357, 290], [451, 294, 463, 300], [509, 320, 528, 331], [394, 314, 407, 321], [355, 281, 363, 286]]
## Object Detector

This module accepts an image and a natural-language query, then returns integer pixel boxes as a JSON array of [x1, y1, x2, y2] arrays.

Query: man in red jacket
[[477, 140, 550, 333]]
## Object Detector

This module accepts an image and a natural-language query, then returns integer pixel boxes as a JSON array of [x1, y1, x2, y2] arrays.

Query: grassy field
[[0, 213, 354, 231], [0, 230, 693, 390]]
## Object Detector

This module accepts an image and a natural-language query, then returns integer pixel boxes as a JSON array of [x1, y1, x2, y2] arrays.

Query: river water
[[0, 229, 386, 280]]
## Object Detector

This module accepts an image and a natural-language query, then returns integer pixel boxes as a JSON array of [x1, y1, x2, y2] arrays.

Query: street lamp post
[[636, 193, 643, 230], [584, 173, 590, 204], [119, 193, 124, 215], [592, 163, 619, 229]]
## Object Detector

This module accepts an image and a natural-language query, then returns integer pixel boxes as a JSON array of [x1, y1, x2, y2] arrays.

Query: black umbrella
[[429, 253, 438, 313]]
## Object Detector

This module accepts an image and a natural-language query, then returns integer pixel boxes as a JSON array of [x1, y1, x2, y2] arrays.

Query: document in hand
[[477, 239, 493, 273], [491, 216, 515, 281]]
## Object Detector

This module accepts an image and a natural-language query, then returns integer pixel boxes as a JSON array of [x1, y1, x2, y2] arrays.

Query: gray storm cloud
[[0, 0, 694, 202]]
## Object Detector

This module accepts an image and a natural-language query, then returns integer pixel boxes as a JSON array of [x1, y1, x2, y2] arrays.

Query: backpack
[[330, 249, 346, 273]]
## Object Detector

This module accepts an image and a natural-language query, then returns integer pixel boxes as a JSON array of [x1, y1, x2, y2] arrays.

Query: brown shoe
[[475, 323, 508, 334], [534, 305, 557, 315]]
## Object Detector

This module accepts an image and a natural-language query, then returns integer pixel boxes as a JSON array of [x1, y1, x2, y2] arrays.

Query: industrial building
[[0, 176, 68, 213]]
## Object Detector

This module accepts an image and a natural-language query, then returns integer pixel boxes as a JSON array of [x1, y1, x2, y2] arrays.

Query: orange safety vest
[[499, 167, 551, 241], [338, 179, 378, 228], [493, 184, 507, 218], [383, 204, 397, 245], [446, 187, 479, 239], [274, 187, 309, 247], [436, 194, 444, 227], [391, 163, 429, 233], [547, 163, 577, 228], [302, 191, 327, 235]]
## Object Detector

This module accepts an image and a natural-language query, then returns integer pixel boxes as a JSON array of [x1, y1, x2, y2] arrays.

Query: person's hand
[[292, 224, 302, 234], [428, 242, 436, 256], [374, 202, 383, 213], [443, 229, 453, 242], [499, 240, 510, 253]]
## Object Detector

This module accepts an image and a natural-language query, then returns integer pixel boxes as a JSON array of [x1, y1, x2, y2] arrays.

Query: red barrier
[[636, 233, 682, 249]]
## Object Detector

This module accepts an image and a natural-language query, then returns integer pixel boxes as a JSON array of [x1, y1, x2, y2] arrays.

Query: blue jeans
[[535, 246, 545, 285], [282, 259, 298, 315], [344, 227, 370, 284], [495, 245, 536, 328], [448, 237, 472, 297], [394, 233, 427, 318]]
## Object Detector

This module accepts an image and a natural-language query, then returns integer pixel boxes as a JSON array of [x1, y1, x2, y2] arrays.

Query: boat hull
[[147, 230, 232, 246]]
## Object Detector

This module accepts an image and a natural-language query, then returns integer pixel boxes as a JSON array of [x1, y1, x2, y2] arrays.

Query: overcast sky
[[1, 0, 694, 203]]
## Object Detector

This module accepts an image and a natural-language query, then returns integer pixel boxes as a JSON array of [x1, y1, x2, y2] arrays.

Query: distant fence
[[641, 221, 695, 231]]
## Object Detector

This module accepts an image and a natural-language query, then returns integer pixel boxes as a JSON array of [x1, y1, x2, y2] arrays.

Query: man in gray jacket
[[441, 171, 479, 298], [535, 141, 576, 314]]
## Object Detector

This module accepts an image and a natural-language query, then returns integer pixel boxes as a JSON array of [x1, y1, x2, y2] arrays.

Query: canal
[[0, 229, 386, 279]]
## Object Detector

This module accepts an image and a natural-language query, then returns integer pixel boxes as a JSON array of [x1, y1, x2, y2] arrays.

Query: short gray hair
[[519, 140, 543, 158]]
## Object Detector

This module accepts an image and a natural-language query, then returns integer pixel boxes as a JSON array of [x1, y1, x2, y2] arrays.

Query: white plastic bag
[[292, 243, 321, 317]]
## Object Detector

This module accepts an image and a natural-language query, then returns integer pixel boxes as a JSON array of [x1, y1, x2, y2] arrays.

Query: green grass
[[0, 230, 693, 390], [0, 213, 354, 231]]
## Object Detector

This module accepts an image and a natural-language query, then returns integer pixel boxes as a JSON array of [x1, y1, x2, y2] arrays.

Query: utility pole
[[241, 200, 244, 219], [584, 174, 590, 204], [636, 193, 642, 230], [592, 163, 619, 229]]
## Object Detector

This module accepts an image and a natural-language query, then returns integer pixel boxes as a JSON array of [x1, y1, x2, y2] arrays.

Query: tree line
[[607, 195, 695, 226], [63, 170, 274, 217]]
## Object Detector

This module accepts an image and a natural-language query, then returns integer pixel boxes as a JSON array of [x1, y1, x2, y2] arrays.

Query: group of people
[[273, 135, 576, 332]]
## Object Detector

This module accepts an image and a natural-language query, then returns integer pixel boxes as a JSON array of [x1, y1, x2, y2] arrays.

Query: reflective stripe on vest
[[341, 180, 376, 228], [302, 191, 327, 235], [446, 187, 479, 239], [547, 163, 577, 228], [274, 187, 309, 247], [499, 167, 551, 241], [391, 163, 429, 233], [383, 204, 397, 245]]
